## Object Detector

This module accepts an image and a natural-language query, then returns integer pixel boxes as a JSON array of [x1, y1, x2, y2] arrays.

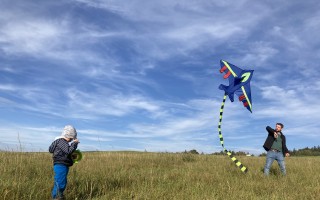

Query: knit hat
[[61, 125, 77, 139]]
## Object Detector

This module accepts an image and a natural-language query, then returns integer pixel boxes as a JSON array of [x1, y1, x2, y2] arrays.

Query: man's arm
[[266, 126, 275, 136]]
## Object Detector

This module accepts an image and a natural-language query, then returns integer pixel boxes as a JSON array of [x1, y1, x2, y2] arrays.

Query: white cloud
[[163, 23, 243, 42], [64, 88, 163, 119], [0, 0, 319, 153], [0, 84, 17, 91], [253, 85, 320, 142], [0, 8, 120, 71], [0, 11, 64, 55], [0, 125, 61, 151], [71, 0, 270, 63]]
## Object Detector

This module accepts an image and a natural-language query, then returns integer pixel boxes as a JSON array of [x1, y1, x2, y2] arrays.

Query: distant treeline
[[211, 150, 253, 156], [289, 146, 320, 156], [259, 146, 320, 157], [183, 146, 320, 157], [183, 149, 253, 156]]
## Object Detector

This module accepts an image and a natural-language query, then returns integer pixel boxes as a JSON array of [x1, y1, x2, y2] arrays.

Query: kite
[[217, 59, 254, 173], [71, 149, 83, 164]]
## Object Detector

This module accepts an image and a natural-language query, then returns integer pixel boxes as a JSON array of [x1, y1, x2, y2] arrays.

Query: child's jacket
[[49, 138, 78, 166]]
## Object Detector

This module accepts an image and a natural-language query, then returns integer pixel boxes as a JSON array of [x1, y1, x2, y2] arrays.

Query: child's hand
[[74, 139, 80, 143]]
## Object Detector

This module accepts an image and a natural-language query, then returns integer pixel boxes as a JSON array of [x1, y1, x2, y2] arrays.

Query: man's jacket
[[263, 126, 289, 157]]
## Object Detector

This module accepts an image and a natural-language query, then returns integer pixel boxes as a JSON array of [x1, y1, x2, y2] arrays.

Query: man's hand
[[274, 132, 278, 138], [285, 153, 290, 157]]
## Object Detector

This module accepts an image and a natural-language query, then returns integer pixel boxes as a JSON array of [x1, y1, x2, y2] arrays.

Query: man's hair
[[276, 123, 284, 128]]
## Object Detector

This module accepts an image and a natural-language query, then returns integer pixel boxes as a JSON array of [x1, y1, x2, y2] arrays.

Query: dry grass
[[0, 151, 319, 200]]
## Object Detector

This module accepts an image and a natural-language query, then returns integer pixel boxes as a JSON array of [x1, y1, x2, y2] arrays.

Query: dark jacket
[[49, 138, 78, 166], [263, 126, 289, 157]]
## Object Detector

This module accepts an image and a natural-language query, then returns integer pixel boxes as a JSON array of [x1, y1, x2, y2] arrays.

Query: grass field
[[0, 151, 319, 200]]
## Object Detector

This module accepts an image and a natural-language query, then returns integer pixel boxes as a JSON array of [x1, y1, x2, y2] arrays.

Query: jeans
[[264, 151, 286, 175], [52, 164, 69, 199]]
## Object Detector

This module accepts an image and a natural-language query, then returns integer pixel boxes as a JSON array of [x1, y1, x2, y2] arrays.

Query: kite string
[[218, 93, 248, 173]]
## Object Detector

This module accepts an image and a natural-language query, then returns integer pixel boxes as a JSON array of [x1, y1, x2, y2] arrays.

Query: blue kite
[[219, 60, 254, 113], [216, 60, 254, 173]]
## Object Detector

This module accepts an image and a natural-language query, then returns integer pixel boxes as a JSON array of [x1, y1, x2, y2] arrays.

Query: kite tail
[[218, 93, 248, 173]]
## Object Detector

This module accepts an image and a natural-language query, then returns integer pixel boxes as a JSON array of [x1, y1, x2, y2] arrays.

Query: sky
[[0, 0, 319, 155]]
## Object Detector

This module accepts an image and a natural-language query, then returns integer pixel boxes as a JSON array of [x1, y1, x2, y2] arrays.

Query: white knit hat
[[61, 125, 77, 139]]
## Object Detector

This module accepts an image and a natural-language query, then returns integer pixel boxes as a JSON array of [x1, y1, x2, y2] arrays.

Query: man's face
[[275, 124, 282, 132]]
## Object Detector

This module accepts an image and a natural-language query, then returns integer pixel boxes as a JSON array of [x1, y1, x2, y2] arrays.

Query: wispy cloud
[[65, 88, 164, 119], [0, 0, 319, 153]]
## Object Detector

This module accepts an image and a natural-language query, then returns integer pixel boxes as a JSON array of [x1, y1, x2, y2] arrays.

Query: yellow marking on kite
[[241, 86, 252, 110], [222, 60, 237, 77]]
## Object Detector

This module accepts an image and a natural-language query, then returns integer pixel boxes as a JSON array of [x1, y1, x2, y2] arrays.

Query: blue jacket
[[49, 138, 78, 166]]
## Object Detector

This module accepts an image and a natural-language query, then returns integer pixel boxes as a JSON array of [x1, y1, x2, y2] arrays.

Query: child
[[49, 125, 80, 200]]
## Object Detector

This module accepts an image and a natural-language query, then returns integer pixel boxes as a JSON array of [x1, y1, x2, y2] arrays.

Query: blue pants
[[52, 164, 69, 198], [264, 151, 286, 175]]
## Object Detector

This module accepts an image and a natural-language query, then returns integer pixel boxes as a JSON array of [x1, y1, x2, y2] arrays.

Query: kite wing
[[219, 60, 253, 112], [219, 60, 243, 80], [234, 83, 253, 113]]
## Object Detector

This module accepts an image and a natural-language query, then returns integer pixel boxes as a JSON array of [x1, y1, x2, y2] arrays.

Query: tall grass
[[0, 151, 319, 199]]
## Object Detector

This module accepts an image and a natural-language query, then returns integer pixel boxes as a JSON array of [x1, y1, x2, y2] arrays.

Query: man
[[263, 123, 290, 175]]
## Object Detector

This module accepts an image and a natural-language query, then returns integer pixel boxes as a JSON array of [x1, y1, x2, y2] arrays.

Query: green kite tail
[[218, 93, 248, 173]]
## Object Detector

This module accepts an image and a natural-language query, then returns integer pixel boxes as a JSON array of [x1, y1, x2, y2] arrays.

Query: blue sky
[[0, 0, 319, 154]]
